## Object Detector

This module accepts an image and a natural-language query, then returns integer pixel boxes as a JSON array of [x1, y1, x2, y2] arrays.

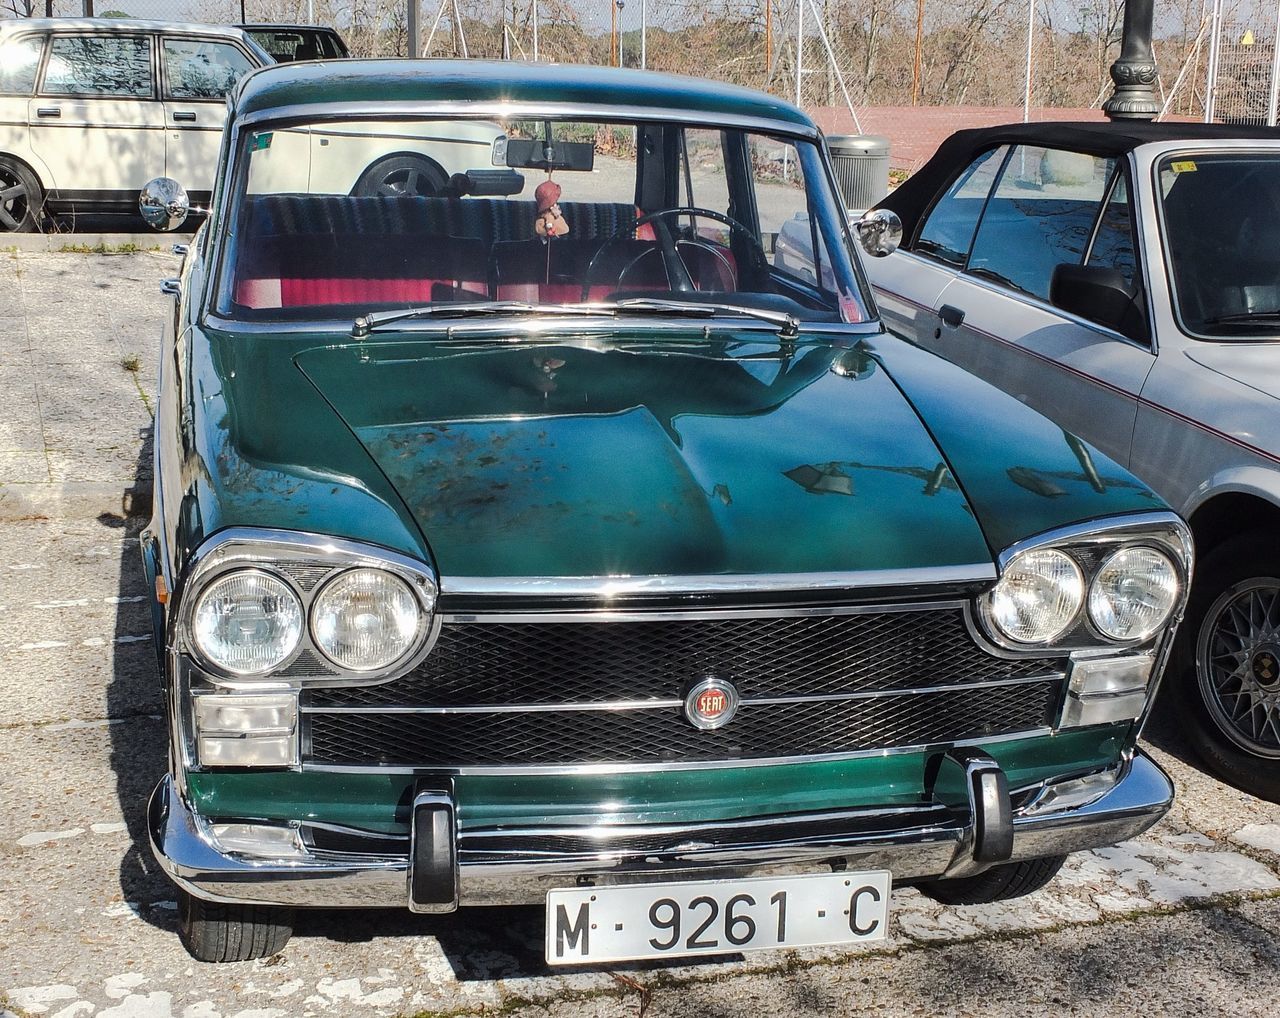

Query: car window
[[0, 34, 44, 96], [914, 145, 1008, 268], [164, 39, 255, 100], [681, 128, 731, 218], [249, 29, 344, 62], [42, 34, 152, 98], [1159, 152, 1280, 338], [750, 136, 833, 290], [966, 145, 1114, 300], [1087, 171, 1138, 286], [221, 116, 868, 325]]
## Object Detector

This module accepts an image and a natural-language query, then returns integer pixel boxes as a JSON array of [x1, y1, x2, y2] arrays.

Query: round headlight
[[311, 568, 422, 672], [1087, 546, 1180, 641], [987, 548, 1085, 644], [191, 569, 303, 675]]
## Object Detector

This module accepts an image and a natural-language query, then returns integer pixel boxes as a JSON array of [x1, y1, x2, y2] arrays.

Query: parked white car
[[243, 120, 511, 197], [0, 18, 271, 230], [859, 120, 1280, 803]]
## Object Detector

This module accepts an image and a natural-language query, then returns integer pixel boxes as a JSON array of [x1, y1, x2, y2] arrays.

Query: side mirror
[[139, 177, 190, 232], [854, 208, 902, 258], [1049, 263, 1146, 343]]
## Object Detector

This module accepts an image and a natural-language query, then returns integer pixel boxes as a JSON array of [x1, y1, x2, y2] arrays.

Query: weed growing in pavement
[[59, 242, 160, 255], [120, 355, 142, 373]]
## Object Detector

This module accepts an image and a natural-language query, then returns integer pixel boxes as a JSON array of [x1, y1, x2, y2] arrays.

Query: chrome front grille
[[300, 605, 1066, 770], [306, 680, 1061, 768], [308, 608, 1057, 707]]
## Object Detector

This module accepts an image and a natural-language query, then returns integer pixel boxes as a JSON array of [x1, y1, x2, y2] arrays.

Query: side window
[[914, 145, 1008, 267], [163, 39, 255, 100], [967, 145, 1113, 300], [1087, 172, 1138, 286], [0, 35, 44, 96], [42, 35, 152, 98], [749, 136, 832, 290], [681, 128, 731, 218]]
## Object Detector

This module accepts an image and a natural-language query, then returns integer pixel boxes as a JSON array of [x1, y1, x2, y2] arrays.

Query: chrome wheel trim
[[1196, 577, 1280, 759]]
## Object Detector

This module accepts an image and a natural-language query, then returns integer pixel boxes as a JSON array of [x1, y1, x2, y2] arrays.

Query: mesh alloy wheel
[[1196, 577, 1280, 759]]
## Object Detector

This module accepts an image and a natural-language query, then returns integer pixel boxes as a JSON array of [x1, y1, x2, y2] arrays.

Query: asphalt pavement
[[3, 246, 1280, 1017]]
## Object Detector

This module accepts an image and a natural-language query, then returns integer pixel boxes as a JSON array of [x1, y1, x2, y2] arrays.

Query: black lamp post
[[1103, 0, 1160, 120]]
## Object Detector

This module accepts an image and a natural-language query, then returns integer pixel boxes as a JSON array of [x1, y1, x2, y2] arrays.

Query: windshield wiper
[[611, 298, 800, 338], [350, 297, 801, 340], [1203, 309, 1280, 325], [350, 301, 602, 338]]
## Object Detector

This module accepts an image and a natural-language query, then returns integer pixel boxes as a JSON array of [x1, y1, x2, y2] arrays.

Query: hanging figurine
[[534, 179, 569, 239]]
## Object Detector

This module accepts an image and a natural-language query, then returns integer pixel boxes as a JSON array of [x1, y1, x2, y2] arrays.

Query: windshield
[[1160, 151, 1280, 339], [217, 116, 869, 325]]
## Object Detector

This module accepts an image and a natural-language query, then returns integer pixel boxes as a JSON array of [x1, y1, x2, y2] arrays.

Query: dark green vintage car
[[139, 60, 1192, 964]]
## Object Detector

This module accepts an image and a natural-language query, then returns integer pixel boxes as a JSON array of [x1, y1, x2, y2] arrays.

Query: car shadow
[[106, 426, 179, 933], [1142, 675, 1204, 772]]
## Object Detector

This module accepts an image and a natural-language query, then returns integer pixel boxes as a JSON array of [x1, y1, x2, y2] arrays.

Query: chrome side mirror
[[139, 177, 190, 232], [854, 208, 902, 258]]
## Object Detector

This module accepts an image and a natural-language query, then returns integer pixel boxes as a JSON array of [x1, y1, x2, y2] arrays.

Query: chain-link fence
[[4, 1, 1279, 132]]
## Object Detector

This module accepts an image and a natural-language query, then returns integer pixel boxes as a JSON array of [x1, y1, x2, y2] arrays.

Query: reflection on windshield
[[222, 116, 865, 325], [1161, 153, 1280, 339]]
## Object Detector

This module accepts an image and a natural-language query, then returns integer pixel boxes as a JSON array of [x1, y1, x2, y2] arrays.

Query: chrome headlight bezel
[[975, 512, 1193, 654], [176, 529, 439, 687]]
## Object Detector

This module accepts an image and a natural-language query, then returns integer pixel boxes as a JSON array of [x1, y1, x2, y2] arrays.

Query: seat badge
[[684, 677, 740, 730]]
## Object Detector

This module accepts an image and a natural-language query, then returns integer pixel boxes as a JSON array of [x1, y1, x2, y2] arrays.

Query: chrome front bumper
[[149, 751, 1173, 909]]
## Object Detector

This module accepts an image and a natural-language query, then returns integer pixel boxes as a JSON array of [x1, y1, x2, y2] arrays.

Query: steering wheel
[[581, 206, 769, 302]]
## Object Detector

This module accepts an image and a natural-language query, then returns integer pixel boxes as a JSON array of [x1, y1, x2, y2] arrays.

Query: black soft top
[[878, 120, 1280, 240]]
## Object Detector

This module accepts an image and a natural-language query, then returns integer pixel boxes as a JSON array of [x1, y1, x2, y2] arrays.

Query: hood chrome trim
[[438, 564, 997, 599]]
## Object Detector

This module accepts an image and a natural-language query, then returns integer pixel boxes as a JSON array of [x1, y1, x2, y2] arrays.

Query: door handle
[[939, 304, 966, 328], [172, 111, 197, 122], [36, 107, 61, 118]]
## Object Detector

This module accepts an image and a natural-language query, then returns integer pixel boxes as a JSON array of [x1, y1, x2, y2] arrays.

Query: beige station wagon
[[0, 18, 271, 230]]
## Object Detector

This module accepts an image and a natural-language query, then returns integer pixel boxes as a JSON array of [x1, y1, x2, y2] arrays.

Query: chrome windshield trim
[[296, 727, 1055, 777], [235, 101, 821, 141], [199, 311, 881, 339], [440, 564, 997, 599]]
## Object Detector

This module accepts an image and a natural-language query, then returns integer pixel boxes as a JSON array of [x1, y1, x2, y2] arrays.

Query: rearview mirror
[[139, 177, 190, 232], [854, 208, 902, 258], [1050, 263, 1146, 344], [501, 138, 595, 172]]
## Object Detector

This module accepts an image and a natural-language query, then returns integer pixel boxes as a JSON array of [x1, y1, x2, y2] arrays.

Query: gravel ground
[[3, 249, 1280, 1018]]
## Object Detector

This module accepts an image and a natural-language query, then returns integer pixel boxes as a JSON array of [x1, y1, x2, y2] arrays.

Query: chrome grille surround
[[300, 600, 1067, 772]]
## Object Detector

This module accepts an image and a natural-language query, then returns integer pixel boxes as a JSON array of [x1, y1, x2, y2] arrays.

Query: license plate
[[545, 870, 891, 964]]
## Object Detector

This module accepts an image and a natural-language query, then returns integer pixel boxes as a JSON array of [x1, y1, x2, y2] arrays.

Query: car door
[[161, 36, 258, 196], [918, 144, 1155, 469], [870, 145, 1009, 357], [31, 32, 165, 199]]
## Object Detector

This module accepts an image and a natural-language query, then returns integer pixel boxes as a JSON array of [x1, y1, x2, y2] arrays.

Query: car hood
[[1184, 344, 1280, 403], [293, 331, 995, 583]]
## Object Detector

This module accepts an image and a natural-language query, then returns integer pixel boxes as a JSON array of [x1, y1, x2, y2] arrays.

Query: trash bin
[[825, 135, 890, 212]]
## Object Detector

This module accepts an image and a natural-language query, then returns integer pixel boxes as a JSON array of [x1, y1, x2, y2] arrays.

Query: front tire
[[0, 157, 43, 233], [178, 890, 294, 963], [916, 855, 1066, 905], [1171, 533, 1280, 803]]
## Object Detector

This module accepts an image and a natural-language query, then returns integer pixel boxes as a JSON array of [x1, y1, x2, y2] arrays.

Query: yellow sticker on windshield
[[1170, 160, 1198, 173]]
